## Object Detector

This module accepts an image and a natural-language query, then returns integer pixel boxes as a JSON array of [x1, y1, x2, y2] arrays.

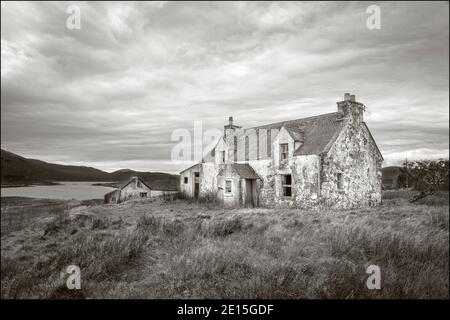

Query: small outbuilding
[[104, 176, 152, 204], [217, 163, 261, 207]]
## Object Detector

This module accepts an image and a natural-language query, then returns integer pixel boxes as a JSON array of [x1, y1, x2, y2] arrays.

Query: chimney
[[337, 93, 365, 124], [224, 116, 241, 137]]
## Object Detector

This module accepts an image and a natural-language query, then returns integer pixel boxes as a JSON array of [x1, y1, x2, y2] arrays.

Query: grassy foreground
[[1, 191, 448, 299]]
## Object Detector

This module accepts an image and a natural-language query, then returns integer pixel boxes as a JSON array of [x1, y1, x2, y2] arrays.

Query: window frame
[[281, 174, 292, 197], [184, 176, 188, 184], [233, 136, 238, 162], [280, 143, 289, 162], [225, 179, 233, 195]]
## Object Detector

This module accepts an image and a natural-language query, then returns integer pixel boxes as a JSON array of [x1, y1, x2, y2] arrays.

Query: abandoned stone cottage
[[104, 176, 152, 204], [180, 93, 383, 209]]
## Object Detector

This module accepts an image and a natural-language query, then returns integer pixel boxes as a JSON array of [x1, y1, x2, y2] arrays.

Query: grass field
[[1, 191, 448, 299]]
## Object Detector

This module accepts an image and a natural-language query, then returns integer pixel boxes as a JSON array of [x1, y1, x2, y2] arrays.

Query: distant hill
[[1, 149, 179, 190]]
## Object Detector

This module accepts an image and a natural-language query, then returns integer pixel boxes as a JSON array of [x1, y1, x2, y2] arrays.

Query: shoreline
[[0, 181, 63, 188]]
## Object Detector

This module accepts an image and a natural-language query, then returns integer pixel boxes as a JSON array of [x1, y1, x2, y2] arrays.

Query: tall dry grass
[[1, 191, 448, 299]]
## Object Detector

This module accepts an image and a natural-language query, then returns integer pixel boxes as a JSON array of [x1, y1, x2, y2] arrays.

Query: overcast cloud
[[1, 1, 448, 173]]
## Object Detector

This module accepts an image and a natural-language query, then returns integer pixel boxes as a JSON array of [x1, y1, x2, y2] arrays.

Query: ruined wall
[[247, 128, 321, 208], [320, 119, 383, 209], [179, 164, 200, 197], [291, 155, 321, 208], [199, 162, 219, 197], [104, 189, 120, 204], [216, 165, 241, 207], [180, 163, 220, 199], [247, 159, 275, 206]]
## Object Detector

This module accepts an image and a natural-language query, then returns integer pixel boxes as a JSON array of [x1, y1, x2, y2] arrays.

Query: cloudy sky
[[1, 1, 449, 173]]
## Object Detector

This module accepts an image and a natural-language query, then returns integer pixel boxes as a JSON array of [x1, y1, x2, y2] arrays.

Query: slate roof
[[119, 176, 152, 190], [218, 163, 260, 179], [250, 112, 346, 156]]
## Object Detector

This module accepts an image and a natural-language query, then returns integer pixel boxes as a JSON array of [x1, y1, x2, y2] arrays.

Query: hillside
[[0, 149, 179, 190]]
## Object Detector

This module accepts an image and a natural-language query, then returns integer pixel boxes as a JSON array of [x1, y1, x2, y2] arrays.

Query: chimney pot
[[344, 93, 351, 101], [229, 116, 233, 126]]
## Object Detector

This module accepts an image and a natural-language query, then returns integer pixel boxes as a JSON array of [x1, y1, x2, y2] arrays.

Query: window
[[282, 174, 292, 197], [280, 143, 289, 161], [267, 130, 272, 157], [184, 177, 188, 184], [221, 151, 226, 163], [337, 173, 343, 190], [211, 148, 215, 157], [225, 180, 232, 194], [245, 136, 249, 161], [233, 136, 238, 162], [139, 192, 147, 198]]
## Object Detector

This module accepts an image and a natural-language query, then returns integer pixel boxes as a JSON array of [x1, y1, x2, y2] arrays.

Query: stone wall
[[180, 163, 220, 199], [320, 119, 383, 209], [216, 165, 241, 207], [248, 156, 321, 208]]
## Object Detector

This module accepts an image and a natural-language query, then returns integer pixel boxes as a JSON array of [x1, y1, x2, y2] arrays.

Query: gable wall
[[320, 120, 383, 208], [119, 179, 151, 202]]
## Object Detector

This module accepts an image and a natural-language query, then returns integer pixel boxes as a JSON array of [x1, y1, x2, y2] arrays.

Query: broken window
[[337, 173, 344, 190], [225, 180, 232, 194], [245, 136, 249, 161], [233, 136, 238, 162], [282, 174, 292, 197], [184, 177, 188, 184], [280, 143, 289, 162]]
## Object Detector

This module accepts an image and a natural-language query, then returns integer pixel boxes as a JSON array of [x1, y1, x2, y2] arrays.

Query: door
[[245, 179, 254, 207], [194, 172, 200, 199]]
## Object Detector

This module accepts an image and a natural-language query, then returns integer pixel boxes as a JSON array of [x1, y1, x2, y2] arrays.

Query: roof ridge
[[249, 111, 339, 130]]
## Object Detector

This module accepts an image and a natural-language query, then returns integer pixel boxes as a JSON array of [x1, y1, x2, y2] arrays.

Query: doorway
[[194, 172, 200, 199], [245, 179, 254, 207]]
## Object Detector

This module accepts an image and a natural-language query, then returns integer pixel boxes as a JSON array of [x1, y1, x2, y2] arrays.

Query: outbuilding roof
[[119, 176, 152, 190], [218, 163, 260, 179]]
